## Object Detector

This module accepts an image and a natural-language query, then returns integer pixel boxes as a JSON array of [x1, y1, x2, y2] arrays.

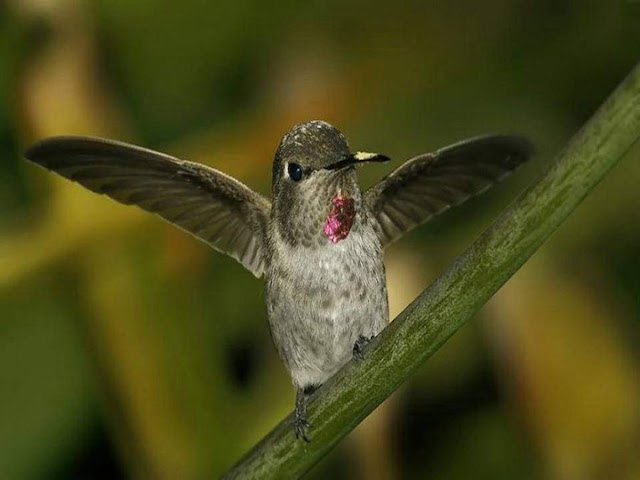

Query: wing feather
[[25, 136, 270, 277], [365, 135, 532, 247]]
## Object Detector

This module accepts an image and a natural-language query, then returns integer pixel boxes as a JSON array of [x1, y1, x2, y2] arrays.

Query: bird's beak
[[324, 152, 390, 171]]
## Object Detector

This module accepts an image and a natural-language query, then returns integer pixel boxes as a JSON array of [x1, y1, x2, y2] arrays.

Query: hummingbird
[[25, 120, 532, 441]]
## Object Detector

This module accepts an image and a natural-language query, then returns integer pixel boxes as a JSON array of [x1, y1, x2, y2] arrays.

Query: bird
[[25, 120, 532, 441]]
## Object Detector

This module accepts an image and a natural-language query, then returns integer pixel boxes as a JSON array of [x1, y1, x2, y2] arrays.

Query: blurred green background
[[2, 1, 640, 478]]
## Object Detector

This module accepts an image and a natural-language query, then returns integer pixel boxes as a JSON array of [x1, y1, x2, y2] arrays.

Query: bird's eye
[[287, 163, 303, 182]]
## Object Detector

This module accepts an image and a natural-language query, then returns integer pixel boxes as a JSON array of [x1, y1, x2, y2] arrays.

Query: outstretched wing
[[364, 135, 533, 247], [25, 136, 271, 277]]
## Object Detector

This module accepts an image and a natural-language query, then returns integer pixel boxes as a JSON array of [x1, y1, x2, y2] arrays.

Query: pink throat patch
[[323, 194, 356, 243]]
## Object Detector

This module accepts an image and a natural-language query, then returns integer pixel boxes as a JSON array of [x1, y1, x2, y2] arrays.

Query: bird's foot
[[294, 411, 311, 442], [353, 335, 372, 361], [294, 387, 315, 442]]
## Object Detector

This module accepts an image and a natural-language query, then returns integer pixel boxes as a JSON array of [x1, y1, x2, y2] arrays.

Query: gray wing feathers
[[25, 136, 270, 277], [365, 135, 533, 247]]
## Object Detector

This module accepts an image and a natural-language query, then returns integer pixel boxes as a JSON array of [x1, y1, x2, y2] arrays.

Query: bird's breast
[[266, 215, 386, 311], [265, 215, 389, 386]]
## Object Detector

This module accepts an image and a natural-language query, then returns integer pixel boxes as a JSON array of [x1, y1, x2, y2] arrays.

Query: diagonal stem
[[223, 61, 640, 479]]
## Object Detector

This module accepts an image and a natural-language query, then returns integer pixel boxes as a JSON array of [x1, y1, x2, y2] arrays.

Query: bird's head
[[271, 120, 389, 246]]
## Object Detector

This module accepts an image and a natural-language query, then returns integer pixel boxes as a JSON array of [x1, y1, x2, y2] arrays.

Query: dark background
[[1, 1, 640, 478]]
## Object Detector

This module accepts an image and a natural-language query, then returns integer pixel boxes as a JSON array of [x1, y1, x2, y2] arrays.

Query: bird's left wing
[[25, 136, 271, 277], [364, 135, 533, 247]]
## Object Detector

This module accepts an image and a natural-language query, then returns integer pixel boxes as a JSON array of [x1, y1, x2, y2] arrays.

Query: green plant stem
[[223, 62, 640, 479]]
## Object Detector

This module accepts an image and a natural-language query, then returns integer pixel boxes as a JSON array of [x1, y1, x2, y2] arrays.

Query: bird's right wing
[[25, 136, 271, 277]]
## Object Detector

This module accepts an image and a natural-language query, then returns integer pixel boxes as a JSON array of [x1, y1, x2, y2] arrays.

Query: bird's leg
[[295, 385, 316, 442], [352, 334, 372, 361]]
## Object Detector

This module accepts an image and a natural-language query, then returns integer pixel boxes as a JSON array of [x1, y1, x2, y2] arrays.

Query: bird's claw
[[294, 414, 311, 442], [352, 334, 371, 361], [295, 388, 313, 442]]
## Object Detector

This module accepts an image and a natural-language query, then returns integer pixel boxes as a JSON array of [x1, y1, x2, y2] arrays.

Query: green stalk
[[223, 61, 640, 479]]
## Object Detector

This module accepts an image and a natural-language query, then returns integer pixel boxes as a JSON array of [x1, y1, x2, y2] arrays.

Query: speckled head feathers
[[272, 121, 351, 185]]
